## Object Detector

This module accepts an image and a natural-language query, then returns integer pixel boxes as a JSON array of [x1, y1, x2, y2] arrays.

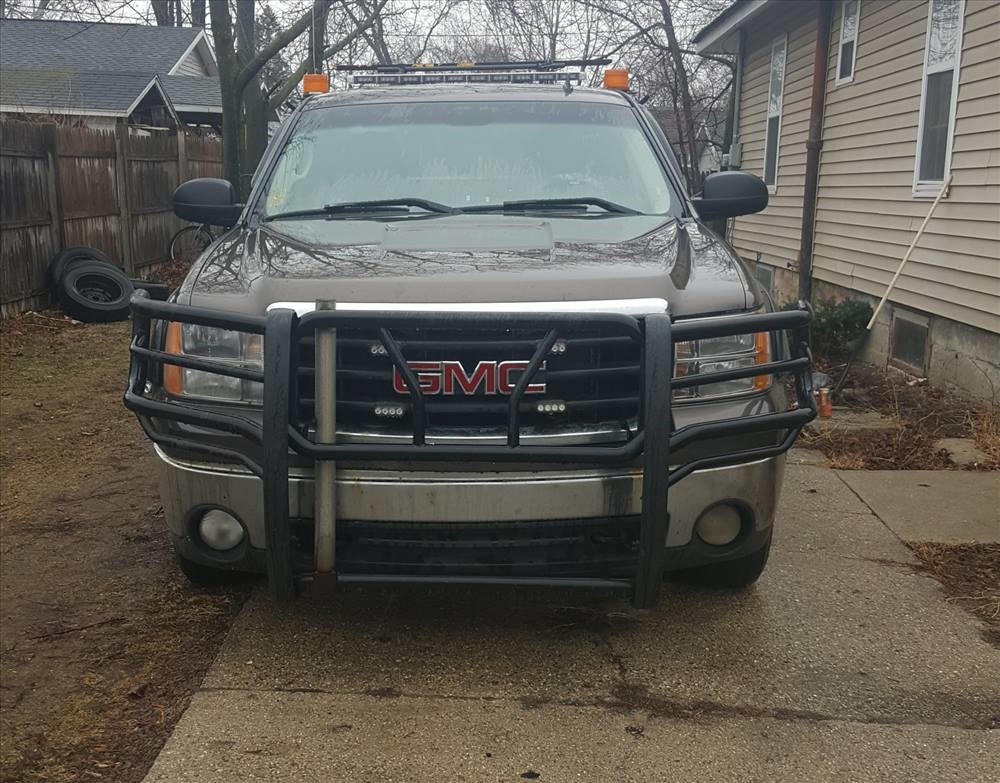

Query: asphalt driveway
[[142, 464, 999, 782]]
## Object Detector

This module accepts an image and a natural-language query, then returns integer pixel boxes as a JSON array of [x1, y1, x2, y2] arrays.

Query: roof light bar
[[336, 58, 611, 73], [352, 70, 584, 86], [338, 58, 612, 88]]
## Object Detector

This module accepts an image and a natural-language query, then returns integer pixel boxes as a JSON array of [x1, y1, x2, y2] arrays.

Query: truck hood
[[179, 214, 760, 317]]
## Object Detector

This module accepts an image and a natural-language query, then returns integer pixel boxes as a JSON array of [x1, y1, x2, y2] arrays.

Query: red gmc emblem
[[392, 360, 547, 396]]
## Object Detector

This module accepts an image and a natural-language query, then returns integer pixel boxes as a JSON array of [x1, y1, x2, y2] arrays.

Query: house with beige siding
[[693, 0, 1000, 400]]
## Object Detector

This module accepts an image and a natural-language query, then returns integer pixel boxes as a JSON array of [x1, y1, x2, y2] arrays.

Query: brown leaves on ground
[[1, 316, 248, 783], [802, 363, 999, 471], [907, 542, 1000, 647]]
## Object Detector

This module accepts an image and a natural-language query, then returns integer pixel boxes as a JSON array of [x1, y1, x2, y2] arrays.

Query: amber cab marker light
[[163, 321, 184, 396], [303, 73, 330, 94], [603, 68, 629, 91], [753, 331, 772, 391]]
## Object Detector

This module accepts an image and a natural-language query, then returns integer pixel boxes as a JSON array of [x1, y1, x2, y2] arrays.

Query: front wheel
[[669, 539, 771, 589]]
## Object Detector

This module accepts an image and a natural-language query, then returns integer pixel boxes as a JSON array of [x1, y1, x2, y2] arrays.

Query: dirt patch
[[1, 314, 248, 783], [801, 363, 1000, 471], [906, 543, 1000, 648]]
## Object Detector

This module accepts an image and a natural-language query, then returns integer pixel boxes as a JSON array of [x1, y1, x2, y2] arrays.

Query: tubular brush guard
[[124, 292, 816, 609]]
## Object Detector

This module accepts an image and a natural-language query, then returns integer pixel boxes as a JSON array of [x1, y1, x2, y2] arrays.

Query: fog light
[[695, 504, 742, 546], [197, 509, 245, 551]]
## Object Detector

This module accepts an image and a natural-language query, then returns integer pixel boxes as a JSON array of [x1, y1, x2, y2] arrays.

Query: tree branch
[[268, 0, 389, 113], [235, 1, 331, 96]]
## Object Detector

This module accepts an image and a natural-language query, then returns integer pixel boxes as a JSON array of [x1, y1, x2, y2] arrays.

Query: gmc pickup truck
[[125, 61, 815, 608]]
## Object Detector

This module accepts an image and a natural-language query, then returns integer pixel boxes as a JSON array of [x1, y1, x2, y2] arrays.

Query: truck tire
[[49, 246, 118, 287], [670, 539, 771, 589], [59, 262, 133, 322]]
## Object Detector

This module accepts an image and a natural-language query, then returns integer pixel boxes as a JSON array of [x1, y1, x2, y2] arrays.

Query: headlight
[[163, 322, 263, 403], [674, 331, 771, 399]]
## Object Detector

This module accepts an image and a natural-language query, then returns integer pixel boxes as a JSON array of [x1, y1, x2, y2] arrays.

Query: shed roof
[[0, 18, 203, 74], [160, 74, 221, 111], [0, 68, 176, 118], [0, 18, 220, 118]]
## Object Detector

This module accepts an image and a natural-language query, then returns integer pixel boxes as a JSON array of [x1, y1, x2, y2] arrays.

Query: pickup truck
[[125, 62, 815, 608]]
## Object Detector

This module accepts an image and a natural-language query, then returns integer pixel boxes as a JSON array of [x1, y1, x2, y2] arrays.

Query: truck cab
[[126, 62, 815, 608]]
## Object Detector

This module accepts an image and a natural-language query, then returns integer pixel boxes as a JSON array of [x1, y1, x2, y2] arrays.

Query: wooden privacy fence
[[0, 118, 222, 316]]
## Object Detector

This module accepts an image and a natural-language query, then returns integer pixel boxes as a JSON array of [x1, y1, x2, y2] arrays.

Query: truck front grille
[[294, 325, 641, 436]]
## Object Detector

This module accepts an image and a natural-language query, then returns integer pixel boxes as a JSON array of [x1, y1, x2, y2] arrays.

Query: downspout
[[798, 0, 835, 303], [727, 28, 744, 168]]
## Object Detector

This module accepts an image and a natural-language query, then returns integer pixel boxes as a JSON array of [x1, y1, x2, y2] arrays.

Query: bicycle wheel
[[169, 225, 213, 262]]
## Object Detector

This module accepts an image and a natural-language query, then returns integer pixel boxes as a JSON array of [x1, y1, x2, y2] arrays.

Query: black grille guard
[[124, 293, 816, 608]]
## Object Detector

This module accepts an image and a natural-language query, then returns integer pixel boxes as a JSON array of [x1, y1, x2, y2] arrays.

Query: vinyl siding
[[813, 0, 1000, 334], [730, 0, 999, 335], [730, 0, 820, 269], [175, 48, 209, 77]]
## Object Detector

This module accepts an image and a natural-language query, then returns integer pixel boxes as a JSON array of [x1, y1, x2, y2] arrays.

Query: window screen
[[915, 0, 963, 188], [837, 0, 860, 82], [763, 36, 786, 187]]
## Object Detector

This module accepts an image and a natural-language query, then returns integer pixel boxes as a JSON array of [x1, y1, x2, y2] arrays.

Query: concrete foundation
[[756, 262, 1000, 403]]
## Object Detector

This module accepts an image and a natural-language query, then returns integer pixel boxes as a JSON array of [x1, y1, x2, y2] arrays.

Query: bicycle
[[168, 223, 214, 262]]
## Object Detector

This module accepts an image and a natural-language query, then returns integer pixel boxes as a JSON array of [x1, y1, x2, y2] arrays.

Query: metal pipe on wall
[[797, 0, 835, 304]]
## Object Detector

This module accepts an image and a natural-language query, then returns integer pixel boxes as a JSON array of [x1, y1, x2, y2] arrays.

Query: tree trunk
[[152, 0, 173, 26], [309, 0, 329, 74], [236, 0, 260, 197], [209, 0, 241, 188], [658, 0, 699, 192], [191, 0, 206, 27]]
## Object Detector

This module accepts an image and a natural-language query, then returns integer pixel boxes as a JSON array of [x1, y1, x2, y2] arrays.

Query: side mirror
[[172, 178, 243, 227], [691, 171, 768, 221]]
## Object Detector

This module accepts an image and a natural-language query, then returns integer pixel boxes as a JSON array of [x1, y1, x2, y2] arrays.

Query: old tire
[[49, 246, 118, 287], [670, 539, 771, 589], [59, 261, 133, 322]]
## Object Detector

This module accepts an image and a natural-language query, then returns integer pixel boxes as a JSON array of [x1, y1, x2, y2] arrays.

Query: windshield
[[260, 100, 677, 218]]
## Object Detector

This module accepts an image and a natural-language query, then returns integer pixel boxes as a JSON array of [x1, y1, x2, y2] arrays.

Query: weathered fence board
[[0, 119, 222, 316]]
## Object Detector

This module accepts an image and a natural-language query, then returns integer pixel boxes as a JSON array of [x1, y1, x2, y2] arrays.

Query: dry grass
[[906, 542, 1000, 647], [803, 363, 1000, 471], [969, 406, 1000, 464]]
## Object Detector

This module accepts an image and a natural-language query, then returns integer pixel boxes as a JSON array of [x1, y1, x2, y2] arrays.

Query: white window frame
[[913, 0, 965, 198], [835, 0, 861, 85], [762, 34, 787, 194]]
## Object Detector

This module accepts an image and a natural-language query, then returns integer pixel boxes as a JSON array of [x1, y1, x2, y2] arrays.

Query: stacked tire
[[49, 246, 170, 323], [50, 247, 132, 322]]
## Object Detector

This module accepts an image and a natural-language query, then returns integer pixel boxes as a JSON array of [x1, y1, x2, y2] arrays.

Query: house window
[[914, 0, 964, 195], [837, 0, 861, 83], [763, 36, 786, 189]]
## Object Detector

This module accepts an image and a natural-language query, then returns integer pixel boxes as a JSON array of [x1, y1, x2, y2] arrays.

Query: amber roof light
[[603, 69, 629, 91]]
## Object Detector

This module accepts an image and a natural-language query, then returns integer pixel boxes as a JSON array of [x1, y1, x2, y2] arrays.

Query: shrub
[[809, 298, 874, 361]]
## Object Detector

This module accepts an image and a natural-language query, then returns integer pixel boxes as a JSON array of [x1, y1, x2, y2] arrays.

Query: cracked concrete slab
[[838, 470, 1000, 543], [142, 465, 1000, 782], [143, 691, 998, 783]]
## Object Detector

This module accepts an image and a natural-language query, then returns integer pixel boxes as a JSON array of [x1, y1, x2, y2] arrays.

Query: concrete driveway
[[143, 464, 999, 782]]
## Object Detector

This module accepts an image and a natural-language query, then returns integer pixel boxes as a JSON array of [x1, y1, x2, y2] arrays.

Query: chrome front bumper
[[155, 445, 784, 551]]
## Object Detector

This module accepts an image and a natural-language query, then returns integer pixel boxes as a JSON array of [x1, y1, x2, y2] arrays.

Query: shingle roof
[[160, 74, 221, 109], [0, 68, 167, 115], [0, 18, 220, 118], [0, 18, 201, 74]]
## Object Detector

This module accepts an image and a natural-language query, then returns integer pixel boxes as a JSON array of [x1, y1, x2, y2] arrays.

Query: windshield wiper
[[462, 197, 641, 215], [264, 198, 459, 222]]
